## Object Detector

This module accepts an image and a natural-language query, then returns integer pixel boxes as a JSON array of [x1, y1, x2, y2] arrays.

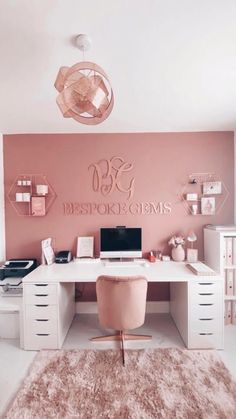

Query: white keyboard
[[74, 258, 100, 264], [104, 260, 148, 268]]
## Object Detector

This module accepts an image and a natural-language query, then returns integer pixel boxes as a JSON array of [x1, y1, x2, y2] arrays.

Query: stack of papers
[[186, 262, 216, 276]]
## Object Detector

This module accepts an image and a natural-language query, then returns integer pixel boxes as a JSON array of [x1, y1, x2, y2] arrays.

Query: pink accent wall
[[3, 132, 234, 301]]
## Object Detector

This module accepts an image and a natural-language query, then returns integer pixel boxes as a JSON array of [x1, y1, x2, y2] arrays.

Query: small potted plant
[[168, 234, 185, 261]]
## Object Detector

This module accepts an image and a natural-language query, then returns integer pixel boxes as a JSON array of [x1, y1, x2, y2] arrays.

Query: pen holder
[[148, 254, 156, 263]]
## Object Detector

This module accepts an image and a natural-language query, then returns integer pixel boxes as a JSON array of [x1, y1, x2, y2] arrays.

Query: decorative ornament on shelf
[[54, 34, 114, 125], [186, 230, 198, 262], [168, 235, 185, 262]]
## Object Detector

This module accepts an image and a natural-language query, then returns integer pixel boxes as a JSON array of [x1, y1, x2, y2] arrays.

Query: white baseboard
[[75, 301, 169, 314]]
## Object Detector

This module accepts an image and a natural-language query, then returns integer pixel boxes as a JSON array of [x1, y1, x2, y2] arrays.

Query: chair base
[[90, 333, 152, 342], [90, 331, 152, 366]]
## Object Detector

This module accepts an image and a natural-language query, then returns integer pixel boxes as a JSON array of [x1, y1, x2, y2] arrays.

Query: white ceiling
[[1, 0, 236, 134]]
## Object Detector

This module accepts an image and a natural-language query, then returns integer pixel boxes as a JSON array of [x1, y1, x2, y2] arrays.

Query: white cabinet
[[170, 279, 224, 349], [204, 226, 236, 326], [23, 282, 75, 350], [188, 280, 224, 349]]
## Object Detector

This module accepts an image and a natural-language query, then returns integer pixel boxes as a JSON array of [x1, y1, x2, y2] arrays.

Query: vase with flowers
[[168, 234, 185, 262]]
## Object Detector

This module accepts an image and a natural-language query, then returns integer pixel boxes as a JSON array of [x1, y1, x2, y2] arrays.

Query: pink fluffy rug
[[4, 348, 236, 419]]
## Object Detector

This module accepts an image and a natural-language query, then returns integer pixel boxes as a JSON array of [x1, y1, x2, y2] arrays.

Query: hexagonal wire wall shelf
[[7, 174, 57, 216], [179, 172, 229, 216]]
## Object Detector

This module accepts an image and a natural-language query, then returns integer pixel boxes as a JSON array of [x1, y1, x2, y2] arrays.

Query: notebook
[[186, 262, 216, 276], [206, 225, 236, 231]]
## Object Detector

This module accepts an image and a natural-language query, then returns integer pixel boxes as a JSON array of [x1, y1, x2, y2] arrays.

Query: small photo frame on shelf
[[31, 196, 46, 216], [186, 193, 198, 201], [202, 181, 222, 195], [201, 197, 215, 215]]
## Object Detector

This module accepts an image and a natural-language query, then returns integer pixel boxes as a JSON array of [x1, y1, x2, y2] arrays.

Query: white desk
[[22, 261, 224, 351]]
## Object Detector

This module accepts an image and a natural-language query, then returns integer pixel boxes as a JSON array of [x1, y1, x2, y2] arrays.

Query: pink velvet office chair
[[91, 275, 152, 365]]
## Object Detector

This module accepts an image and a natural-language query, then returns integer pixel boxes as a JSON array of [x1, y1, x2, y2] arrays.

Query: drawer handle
[[198, 293, 213, 296], [35, 284, 48, 287], [199, 303, 214, 306], [35, 319, 49, 322], [199, 318, 214, 321], [36, 333, 50, 336], [199, 333, 213, 336], [35, 294, 48, 297], [35, 304, 49, 307]]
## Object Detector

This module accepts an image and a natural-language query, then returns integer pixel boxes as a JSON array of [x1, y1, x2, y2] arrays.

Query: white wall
[[0, 134, 5, 261], [235, 131, 236, 223]]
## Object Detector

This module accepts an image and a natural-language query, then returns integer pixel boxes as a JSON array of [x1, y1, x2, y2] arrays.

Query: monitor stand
[[108, 257, 135, 262]]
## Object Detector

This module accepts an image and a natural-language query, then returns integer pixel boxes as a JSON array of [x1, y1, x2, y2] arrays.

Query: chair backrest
[[96, 275, 148, 331]]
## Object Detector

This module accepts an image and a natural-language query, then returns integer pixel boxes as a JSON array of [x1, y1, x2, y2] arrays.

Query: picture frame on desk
[[76, 236, 94, 258], [201, 197, 215, 215]]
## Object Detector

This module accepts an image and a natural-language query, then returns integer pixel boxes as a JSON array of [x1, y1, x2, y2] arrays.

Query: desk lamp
[[186, 230, 198, 262]]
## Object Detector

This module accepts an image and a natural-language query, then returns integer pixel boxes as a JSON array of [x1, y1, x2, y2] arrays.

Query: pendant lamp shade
[[54, 61, 114, 125]]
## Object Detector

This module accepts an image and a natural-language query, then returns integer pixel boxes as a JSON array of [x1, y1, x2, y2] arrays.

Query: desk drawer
[[192, 292, 219, 305], [189, 331, 223, 349], [24, 332, 58, 350], [25, 304, 57, 320], [191, 318, 220, 334], [24, 284, 57, 296], [24, 293, 57, 305], [26, 318, 57, 334], [191, 281, 221, 295], [191, 302, 219, 320]]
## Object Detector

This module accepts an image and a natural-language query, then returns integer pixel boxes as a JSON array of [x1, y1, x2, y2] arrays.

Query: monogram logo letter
[[89, 156, 135, 200]]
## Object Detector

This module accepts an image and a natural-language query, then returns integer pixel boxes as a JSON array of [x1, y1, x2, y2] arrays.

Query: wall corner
[[0, 134, 6, 261]]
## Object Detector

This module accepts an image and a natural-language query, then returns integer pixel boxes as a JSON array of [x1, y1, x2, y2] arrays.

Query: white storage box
[[0, 296, 22, 339], [0, 307, 19, 338]]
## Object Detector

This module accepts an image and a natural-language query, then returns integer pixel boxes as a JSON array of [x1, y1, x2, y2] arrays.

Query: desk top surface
[[22, 260, 222, 283]]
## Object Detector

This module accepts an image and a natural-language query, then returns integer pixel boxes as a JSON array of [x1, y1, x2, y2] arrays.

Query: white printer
[[0, 259, 37, 296]]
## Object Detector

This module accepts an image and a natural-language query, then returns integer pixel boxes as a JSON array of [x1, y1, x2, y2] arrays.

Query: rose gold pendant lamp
[[54, 34, 114, 125]]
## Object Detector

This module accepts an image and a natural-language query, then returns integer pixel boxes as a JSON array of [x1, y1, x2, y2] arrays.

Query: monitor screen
[[100, 227, 142, 258]]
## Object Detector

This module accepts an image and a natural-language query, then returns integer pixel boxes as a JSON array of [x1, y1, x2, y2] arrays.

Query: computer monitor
[[100, 227, 142, 259]]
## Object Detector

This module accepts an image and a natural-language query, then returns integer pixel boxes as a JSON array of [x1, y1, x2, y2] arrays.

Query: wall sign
[[63, 156, 172, 216], [63, 201, 172, 216], [89, 156, 135, 200]]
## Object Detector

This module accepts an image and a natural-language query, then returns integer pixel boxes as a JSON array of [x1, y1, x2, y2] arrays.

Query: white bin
[[0, 308, 19, 338], [0, 296, 22, 339]]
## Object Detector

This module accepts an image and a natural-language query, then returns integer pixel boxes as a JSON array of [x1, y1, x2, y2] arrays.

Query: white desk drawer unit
[[188, 280, 224, 349], [23, 283, 58, 350]]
